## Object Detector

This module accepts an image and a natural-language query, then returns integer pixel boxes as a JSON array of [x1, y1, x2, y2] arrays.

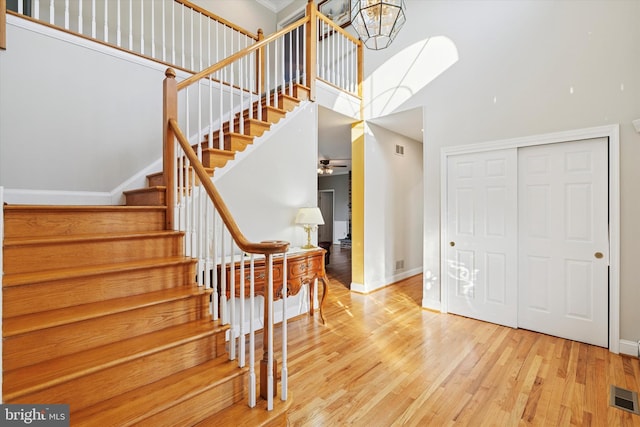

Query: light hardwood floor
[[277, 245, 640, 426]]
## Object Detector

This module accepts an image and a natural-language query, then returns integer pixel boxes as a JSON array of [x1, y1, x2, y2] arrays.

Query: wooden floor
[[278, 245, 640, 426]]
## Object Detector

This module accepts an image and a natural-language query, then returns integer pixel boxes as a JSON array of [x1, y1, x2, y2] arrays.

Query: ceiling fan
[[317, 159, 347, 175]]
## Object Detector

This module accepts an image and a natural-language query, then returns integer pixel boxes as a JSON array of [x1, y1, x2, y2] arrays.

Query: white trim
[[351, 267, 423, 294], [439, 124, 620, 353], [422, 298, 441, 312], [619, 340, 640, 358]]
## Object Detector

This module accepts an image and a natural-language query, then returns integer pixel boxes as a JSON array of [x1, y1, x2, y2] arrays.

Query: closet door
[[518, 138, 609, 347], [446, 149, 518, 327]]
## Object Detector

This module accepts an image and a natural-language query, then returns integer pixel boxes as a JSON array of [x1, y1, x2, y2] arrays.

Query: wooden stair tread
[[3, 286, 210, 337], [123, 186, 166, 195], [195, 391, 292, 427], [3, 230, 183, 247], [3, 319, 226, 400], [2, 205, 166, 213], [72, 356, 243, 426], [2, 256, 196, 288]]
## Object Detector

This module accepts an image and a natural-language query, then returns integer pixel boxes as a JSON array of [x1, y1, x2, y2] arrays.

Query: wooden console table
[[217, 247, 329, 323]]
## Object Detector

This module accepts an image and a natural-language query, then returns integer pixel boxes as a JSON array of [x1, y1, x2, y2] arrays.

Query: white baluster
[[220, 228, 227, 323], [248, 255, 256, 407], [239, 53, 244, 135], [281, 252, 288, 401], [77, 0, 82, 34], [181, 6, 185, 67], [211, 212, 219, 319], [151, 0, 155, 58], [295, 26, 300, 85], [239, 253, 246, 367], [139, 0, 144, 55], [161, 0, 166, 61], [190, 8, 194, 70], [90, 0, 96, 37], [274, 40, 278, 111], [63, 0, 69, 30], [249, 50, 254, 121], [199, 12, 203, 71], [265, 43, 270, 107], [171, 1, 175, 64], [288, 29, 293, 95], [267, 254, 274, 411], [229, 59, 234, 134], [229, 243, 236, 361], [116, 0, 121, 47], [128, 0, 132, 50], [173, 138, 179, 232], [102, 0, 107, 42], [303, 23, 307, 85], [204, 198, 211, 290], [47, 0, 54, 24], [18, 0, 23, 15], [34, 0, 40, 20]]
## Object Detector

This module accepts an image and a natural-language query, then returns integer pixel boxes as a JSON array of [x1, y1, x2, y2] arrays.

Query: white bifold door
[[446, 138, 609, 347]]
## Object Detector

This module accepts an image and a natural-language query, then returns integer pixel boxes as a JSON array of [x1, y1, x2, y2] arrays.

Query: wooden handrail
[[1, 0, 6, 50], [177, 15, 310, 91], [174, 0, 259, 40], [166, 115, 289, 255], [316, 11, 361, 45]]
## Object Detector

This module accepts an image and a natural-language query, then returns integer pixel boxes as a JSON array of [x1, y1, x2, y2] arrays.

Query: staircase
[[123, 85, 310, 207], [1, 205, 289, 425]]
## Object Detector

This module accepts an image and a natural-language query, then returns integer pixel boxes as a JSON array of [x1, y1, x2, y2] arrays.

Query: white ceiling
[[256, 0, 297, 13]]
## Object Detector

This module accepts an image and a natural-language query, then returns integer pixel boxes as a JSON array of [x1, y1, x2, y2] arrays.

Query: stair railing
[[5, 0, 258, 73], [162, 0, 361, 412]]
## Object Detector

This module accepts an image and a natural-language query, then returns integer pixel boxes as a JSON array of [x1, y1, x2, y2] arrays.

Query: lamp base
[[301, 244, 316, 249]]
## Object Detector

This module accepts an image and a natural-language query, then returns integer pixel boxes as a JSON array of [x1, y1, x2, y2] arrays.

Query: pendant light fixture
[[351, 0, 407, 50]]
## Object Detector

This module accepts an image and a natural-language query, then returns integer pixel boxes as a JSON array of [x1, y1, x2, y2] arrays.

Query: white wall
[[215, 102, 319, 248], [361, 1, 640, 343], [353, 124, 423, 293], [0, 17, 165, 194]]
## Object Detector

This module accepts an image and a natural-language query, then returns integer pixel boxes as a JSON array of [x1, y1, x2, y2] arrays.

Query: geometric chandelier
[[351, 0, 407, 50]]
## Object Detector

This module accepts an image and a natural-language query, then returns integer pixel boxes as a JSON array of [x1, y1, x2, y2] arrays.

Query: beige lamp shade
[[295, 207, 325, 226]]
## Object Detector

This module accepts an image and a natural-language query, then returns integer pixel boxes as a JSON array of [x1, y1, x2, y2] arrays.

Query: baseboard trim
[[619, 340, 640, 357]]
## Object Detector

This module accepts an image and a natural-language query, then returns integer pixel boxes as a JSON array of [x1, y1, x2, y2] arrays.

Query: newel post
[[163, 68, 177, 230], [305, 0, 317, 101]]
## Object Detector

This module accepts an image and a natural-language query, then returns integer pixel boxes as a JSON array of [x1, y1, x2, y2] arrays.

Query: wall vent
[[610, 385, 640, 414], [395, 144, 405, 156], [395, 260, 404, 270]]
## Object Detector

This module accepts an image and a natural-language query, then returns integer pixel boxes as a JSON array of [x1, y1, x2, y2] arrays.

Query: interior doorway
[[318, 190, 334, 243]]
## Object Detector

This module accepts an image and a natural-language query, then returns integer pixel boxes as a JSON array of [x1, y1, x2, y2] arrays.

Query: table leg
[[318, 274, 328, 324]]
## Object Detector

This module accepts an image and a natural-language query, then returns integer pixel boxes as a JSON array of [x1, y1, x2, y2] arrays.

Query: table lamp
[[295, 207, 325, 249]]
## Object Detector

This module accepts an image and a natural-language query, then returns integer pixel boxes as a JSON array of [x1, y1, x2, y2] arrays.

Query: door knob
[[450, 241, 455, 247], [594, 252, 603, 259]]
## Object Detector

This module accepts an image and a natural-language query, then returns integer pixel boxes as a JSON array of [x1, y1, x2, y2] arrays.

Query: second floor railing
[[6, 0, 258, 73]]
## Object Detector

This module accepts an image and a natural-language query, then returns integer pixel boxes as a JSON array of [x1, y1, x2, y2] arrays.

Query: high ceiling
[[257, 0, 297, 13]]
